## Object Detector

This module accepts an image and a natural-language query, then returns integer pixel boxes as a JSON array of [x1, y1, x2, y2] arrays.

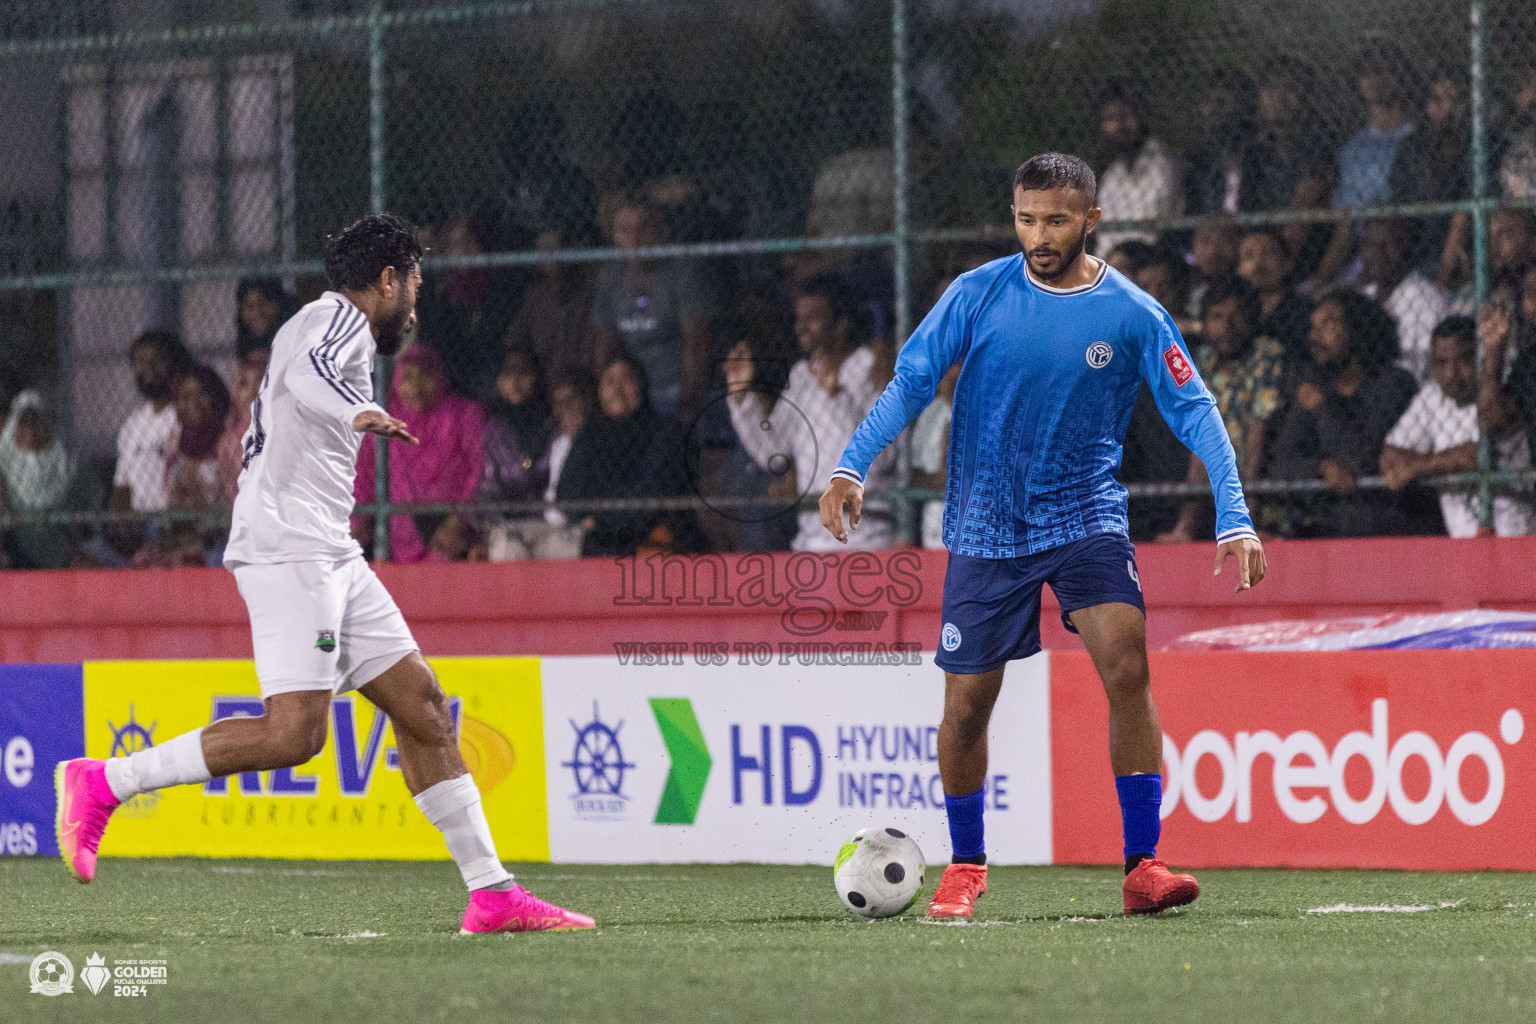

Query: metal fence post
[[368, 4, 392, 561], [891, 0, 915, 545], [1470, 0, 1493, 531]]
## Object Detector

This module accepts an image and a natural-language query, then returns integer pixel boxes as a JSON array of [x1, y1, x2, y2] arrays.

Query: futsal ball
[[833, 827, 927, 919]]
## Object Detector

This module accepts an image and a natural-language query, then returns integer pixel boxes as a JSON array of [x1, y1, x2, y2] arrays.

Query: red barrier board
[[1050, 650, 1535, 871]]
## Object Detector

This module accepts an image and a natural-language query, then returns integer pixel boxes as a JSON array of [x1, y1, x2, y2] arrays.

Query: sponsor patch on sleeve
[[1163, 344, 1194, 387]]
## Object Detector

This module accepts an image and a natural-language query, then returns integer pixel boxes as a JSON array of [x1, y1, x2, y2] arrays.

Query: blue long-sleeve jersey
[[834, 255, 1257, 558]]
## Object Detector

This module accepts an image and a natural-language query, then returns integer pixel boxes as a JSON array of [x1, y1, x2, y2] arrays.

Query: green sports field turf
[[3, 859, 1534, 1023]]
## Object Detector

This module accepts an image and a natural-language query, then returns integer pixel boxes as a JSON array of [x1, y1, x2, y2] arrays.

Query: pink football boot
[[460, 885, 596, 934], [55, 758, 121, 883]]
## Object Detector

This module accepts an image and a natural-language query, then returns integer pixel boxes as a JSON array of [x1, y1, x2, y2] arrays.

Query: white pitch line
[[1306, 899, 1465, 915]]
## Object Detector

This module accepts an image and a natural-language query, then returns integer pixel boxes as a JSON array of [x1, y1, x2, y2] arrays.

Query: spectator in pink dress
[[354, 345, 484, 563]]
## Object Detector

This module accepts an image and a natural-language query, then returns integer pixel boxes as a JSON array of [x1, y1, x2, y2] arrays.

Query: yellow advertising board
[[83, 657, 549, 861]]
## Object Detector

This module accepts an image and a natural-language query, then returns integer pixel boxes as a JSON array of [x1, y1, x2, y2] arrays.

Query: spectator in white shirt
[[111, 330, 193, 514], [1357, 218, 1448, 381], [1382, 316, 1533, 537], [1094, 79, 1185, 254], [724, 272, 894, 551]]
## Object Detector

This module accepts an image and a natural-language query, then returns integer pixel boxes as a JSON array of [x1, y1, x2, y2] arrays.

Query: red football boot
[[1122, 858, 1199, 914], [927, 863, 987, 919]]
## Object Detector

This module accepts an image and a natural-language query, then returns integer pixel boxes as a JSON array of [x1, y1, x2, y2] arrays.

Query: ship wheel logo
[[563, 703, 635, 799], [109, 705, 156, 757]]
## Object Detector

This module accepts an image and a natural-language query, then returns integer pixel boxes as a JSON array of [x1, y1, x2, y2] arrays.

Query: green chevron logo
[[650, 698, 712, 825]]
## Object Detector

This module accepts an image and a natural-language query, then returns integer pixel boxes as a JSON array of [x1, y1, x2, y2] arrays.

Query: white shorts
[[232, 557, 419, 699]]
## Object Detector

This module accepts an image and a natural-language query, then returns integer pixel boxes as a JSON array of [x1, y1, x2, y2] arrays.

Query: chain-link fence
[[0, 0, 1531, 567]]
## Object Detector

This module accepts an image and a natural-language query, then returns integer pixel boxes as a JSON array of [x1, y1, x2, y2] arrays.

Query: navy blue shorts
[[935, 533, 1146, 674]]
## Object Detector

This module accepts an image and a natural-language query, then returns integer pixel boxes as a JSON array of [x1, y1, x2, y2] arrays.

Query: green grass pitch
[[4, 858, 1534, 1023]]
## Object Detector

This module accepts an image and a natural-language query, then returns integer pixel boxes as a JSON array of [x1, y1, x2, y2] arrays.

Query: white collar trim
[[1025, 257, 1107, 296]]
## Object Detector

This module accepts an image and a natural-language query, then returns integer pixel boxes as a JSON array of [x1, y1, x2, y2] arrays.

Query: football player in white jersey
[[55, 214, 594, 934]]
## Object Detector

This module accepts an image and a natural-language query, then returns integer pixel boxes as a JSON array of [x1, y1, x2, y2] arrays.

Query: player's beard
[[374, 300, 413, 356], [1027, 224, 1088, 283]]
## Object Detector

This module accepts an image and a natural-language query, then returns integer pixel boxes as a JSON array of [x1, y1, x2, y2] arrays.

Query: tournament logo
[[29, 950, 73, 996], [80, 953, 110, 996], [941, 623, 962, 652], [1162, 344, 1194, 386], [315, 630, 337, 653], [564, 703, 635, 820], [1085, 341, 1114, 369]]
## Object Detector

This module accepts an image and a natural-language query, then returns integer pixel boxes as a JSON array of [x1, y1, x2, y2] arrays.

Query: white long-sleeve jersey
[[224, 292, 386, 567]]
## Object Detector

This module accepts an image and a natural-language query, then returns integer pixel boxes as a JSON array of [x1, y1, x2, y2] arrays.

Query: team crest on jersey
[[1162, 344, 1194, 386], [315, 630, 337, 653], [1085, 341, 1114, 369]]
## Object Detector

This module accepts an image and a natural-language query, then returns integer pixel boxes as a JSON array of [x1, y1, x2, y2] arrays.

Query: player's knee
[[417, 683, 457, 746], [1098, 653, 1150, 702], [268, 713, 328, 767], [942, 689, 995, 739], [395, 672, 456, 748]]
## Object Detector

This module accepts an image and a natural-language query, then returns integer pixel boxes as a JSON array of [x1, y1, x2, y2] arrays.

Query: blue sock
[[1115, 773, 1162, 865], [944, 788, 986, 864]]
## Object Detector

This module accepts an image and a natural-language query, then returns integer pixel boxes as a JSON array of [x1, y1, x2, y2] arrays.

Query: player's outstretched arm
[[353, 409, 419, 445], [1214, 535, 1266, 592], [819, 476, 863, 544]]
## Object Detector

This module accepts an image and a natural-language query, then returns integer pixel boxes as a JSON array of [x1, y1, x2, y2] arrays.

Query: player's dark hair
[[129, 329, 194, 371], [1201, 275, 1263, 330], [1431, 314, 1476, 352], [799, 271, 857, 329], [1013, 153, 1097, 205], [322, 213, 424, 292], [1320, 289, 1400, 371]]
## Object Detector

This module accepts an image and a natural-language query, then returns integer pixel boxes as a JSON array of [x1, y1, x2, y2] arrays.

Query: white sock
[[413, 774, 513, 890], [104, 728, 211, 801]]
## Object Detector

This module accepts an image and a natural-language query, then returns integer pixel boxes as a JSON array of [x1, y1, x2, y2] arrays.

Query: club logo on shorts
[[941, 623, 962, 652], [315, 629, 337, 653], [1085, 341, 1114, 369], [1163, 344, 1194, 386]]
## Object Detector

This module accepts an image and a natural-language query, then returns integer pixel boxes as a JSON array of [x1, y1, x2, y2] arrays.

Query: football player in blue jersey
[[820, 153, 1267, 917]]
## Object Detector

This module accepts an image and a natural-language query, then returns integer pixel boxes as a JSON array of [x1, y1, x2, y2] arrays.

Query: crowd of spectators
[[5, 48, 1536, 569]]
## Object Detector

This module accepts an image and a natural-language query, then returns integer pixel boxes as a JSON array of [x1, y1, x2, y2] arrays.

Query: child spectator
[[475, 349, 562, 560], [354, 346, 485, 563], [1383, 317, 1532, 537]]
